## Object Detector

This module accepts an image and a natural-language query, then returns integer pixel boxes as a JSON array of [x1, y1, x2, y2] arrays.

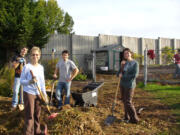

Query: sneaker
[[44, 124, 48, 135], [39, 124, 48, 135], [57, 106, 62, 110], [11, 106, 17, 111], [121, 118, 129, 122], [137, 107, 144, 115], [129, 119, 139, 124]]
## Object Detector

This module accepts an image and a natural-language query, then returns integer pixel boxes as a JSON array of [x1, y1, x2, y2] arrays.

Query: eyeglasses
[[31, 54, 39, 56]]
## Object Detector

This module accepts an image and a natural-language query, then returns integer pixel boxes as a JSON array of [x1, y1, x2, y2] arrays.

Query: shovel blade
[[104, 115, 116, 126], [48, 113, 58, 119]]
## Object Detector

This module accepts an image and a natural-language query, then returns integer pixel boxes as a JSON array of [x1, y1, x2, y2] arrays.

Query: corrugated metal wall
[[160, 38, 172, 48], [176, 39, 180, 48], [41, 34, 71, 60], [42, 34, 71, 54], [99, 34, 120, 47], [41, 34, 180, 71], [122, 36, 139, 54], [72, 35, 98, 54], [72, 35, 98, 70], [144, 38, 156, 50]]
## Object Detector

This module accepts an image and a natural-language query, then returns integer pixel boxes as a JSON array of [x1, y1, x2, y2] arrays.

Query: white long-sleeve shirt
[[20, 63, 46, 95]]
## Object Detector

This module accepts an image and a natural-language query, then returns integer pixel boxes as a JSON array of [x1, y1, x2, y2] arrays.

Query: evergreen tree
[[0, 0, 74, 66], [45, 0, 74, 34], [58, 12, 74, 34], [28, 0, 48, 48], [0, 0, 31, 65]]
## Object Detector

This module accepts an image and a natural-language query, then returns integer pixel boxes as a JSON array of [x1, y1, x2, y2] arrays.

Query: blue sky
[[57, 0, 180, 39]]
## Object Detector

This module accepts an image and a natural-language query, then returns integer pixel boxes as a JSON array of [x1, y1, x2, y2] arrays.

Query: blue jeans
[[12, 77, 23, 107], [174, 64, 180, 78], [56, 82, 71, 107]]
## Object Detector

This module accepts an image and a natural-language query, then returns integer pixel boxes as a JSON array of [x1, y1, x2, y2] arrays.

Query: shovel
[[104, 76, 121, 126], [30, 70, 58, 119], [18, 85, 24, 111], [49, 79, 56, 106]]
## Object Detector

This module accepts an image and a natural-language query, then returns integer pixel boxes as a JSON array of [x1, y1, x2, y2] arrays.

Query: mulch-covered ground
[[0, 73, 178, 135]]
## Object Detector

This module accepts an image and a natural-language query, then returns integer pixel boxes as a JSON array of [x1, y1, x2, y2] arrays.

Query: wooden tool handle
[[30, 70, 35, 78], [30, 70, 51, 114]]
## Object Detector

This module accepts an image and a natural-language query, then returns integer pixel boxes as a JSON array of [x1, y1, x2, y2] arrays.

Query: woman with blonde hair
[[20, 46, 48, 135]]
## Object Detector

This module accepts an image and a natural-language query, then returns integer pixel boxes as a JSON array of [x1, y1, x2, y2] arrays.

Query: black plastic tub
[[71, 82, 104, 107]]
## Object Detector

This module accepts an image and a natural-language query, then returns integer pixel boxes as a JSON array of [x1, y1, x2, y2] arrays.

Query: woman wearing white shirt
[[20, 46, 47, 135]]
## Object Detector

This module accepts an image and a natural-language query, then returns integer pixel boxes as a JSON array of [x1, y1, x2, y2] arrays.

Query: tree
[[28, 0, 49, 48], [57, 12, 74, 34], [45, 0, 63, 34], [45, 0, 74, 34], [0, 0, 31, 65], [0, 0, 74, 66]]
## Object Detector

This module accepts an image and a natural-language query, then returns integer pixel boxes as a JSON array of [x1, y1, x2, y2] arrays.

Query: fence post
[[139, 37, 145, 65], [70, 34, 73, 60], [92, 51, 96, 82], [173, 39, 177, 54], [144, 48, 148, 86], [157, 37, 162, 65]]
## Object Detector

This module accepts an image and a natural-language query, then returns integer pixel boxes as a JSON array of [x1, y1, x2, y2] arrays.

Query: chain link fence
[[144, 48, 180, 85]]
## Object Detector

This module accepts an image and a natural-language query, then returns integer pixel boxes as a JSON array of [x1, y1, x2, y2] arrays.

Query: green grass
[[140, 83, 180, 134]]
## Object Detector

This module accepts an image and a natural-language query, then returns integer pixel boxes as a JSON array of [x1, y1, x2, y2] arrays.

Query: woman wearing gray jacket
[[117, 48, 139, 124]]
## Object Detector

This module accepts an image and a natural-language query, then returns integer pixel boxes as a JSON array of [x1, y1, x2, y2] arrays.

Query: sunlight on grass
[[140, 83, 180, 133], [143, 84, 180, 105]]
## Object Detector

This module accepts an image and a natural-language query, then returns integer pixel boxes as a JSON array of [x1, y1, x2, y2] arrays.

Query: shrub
[[161, 47, 174, 65], [74, 67, 87, 81], [133, 53, 144, 64], [137, 82, 145, 88], [74, 73, 87, 81], [73, 57, 87, 81], [42, 58, 59, 79], [42, 57, 87, 81], [0, 65, 14, 97]]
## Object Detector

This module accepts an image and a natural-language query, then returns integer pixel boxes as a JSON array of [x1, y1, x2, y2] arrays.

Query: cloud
[[58, 0, 180, 38]]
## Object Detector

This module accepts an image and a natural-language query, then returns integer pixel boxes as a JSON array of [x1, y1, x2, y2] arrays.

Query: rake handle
[[30, 70, 51, 114]]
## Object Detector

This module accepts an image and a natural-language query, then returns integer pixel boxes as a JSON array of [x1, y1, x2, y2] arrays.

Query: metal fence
[[144, 48, 180, 86]]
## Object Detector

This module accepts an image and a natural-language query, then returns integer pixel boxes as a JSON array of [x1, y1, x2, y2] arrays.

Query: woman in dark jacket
[[118, 48, 139, 124]]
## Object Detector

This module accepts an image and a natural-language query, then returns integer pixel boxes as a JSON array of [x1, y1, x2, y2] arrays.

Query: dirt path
[[94, 74, 174, 135], [71, 74, 176, 134], [0, 74, 177, 135]]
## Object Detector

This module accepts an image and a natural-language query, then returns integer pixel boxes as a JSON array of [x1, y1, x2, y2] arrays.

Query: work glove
[[29, 77, 37, 84], [19, 58, 25, 63]]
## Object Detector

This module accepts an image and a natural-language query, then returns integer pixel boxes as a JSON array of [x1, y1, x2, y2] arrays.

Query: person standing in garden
[[117, 48, 140, 124], [173, 49, 180, 79], [53, 50, 79, 109], [20, 46, 48, 135], [11, 47, 28, 110]]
